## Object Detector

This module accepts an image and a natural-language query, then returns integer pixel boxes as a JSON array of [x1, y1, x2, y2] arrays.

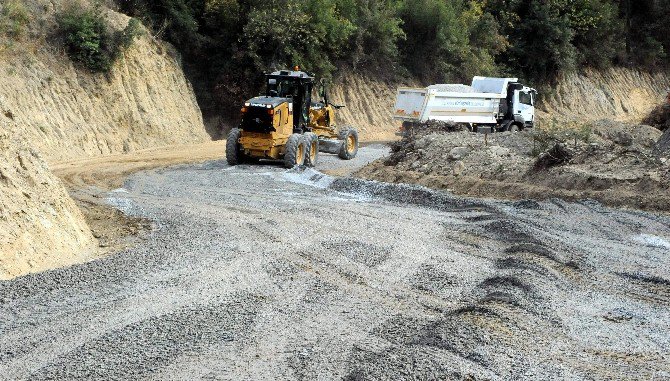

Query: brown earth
[[0, 127, 95, 280], [356, 120, 670, 212], [51, 141, 226, 257], [0, 0, 211, 279], [0, 1, 209, 162], [539, 68, 670, 123], [320, 67, 670, 144]]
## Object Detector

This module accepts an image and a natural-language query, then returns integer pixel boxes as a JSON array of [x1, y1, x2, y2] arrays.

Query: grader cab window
[[268, 79, 300, 99]]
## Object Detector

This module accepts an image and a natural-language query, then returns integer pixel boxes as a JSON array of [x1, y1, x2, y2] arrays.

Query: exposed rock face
[[0, 129, 95, 280]]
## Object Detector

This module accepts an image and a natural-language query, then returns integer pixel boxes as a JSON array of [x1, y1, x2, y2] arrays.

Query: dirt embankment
[[0, 128, 95, 280], [328, 73, 414, 142], [357, 120, 670, 212], [0, 0, 210, 279], [539, 68, 670, 123], [326, 67, 670, 143], [0, 2, 208, 162]]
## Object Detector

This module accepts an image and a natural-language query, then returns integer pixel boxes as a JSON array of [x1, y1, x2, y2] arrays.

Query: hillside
[[320, 67, 670, 142], [0, 0, 209, 278], [540, 68, 670, 123], [0, 1, 208, 162], [0, 127, 95, 280]]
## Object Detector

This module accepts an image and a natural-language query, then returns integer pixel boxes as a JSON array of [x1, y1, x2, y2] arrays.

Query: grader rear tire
[[226, 128, 242, 165], [284, 134, 306, 168], [304, 132, 319, 167], [338, 128, 359, 160]]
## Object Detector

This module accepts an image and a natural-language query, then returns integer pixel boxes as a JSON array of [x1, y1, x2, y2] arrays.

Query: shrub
[[0, 0, 30, 50], [57, 1, 141, 73], [400, 0, 506, 83], [531, 120, 592, 156]]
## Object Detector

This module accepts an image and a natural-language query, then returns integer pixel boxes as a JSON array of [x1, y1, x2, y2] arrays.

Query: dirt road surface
[[1, 146, 669, 380]]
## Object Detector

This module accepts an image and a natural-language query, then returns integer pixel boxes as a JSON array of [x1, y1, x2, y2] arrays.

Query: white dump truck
[[393, 77, 537, 133]]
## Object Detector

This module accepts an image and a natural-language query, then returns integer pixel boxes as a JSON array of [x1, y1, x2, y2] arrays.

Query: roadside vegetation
[[57, 1, 141, 73], [0, 1, 30, 52], [116, 0, 670, 118]]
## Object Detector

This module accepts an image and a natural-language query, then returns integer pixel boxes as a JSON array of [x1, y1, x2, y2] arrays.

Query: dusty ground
[[51, 141, 227, 256], [357, 120, 670, 212], [1, 146, 669, 380]]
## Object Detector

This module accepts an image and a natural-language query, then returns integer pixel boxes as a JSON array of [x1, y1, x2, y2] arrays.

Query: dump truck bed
[[393, 77, 519, 124]]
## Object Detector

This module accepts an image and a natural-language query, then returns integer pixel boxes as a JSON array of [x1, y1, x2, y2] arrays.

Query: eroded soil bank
[[356, 120, 670, 212]]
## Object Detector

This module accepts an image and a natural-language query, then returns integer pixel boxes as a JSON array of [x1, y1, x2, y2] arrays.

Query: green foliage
[[117, 0, 670, 118], [0, 0, 30, 50], [339, 0, 405, 70], [57, 1, 141, 73], [242, 0, 356, 76], [558, 0, 623, 69], [399, 0, 506, 83]]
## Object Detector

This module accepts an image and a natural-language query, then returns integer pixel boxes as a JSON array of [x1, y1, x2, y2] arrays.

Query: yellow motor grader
[[226, 68, 359, 168]]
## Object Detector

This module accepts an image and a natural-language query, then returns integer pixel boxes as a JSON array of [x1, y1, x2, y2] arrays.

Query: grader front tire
[[304, 132, 319, 167], [284, 134, 307, 168], [338, 128, 359, 160]]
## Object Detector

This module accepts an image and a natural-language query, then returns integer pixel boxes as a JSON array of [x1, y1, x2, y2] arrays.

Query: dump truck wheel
[[508, 124, 520, 132], [338, 128, 358, 160], [285, 133, 306, 168], [304, 132, 319, 167], [226, 128, 242, 165]]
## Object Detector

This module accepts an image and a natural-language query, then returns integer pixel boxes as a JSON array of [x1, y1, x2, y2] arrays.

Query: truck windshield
[[519, 92, 533, 106]]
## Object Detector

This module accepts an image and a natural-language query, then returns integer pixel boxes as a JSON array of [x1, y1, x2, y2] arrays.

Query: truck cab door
[[513, 90, 535, 127]]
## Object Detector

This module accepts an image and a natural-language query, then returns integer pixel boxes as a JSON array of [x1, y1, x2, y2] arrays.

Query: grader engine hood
[[240, 96, 289, 133]]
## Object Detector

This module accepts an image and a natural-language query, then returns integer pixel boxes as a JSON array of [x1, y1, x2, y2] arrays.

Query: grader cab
[[226, 68, 359, 168]]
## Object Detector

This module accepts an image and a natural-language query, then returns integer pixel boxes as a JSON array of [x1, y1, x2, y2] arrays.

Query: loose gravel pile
[[1, 148, 669, 380]]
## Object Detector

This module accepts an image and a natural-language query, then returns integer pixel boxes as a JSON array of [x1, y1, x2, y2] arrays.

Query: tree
[[399, 0, 506, 83]]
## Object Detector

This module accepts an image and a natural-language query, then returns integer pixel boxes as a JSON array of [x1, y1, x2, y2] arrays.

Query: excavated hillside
[[0, 1, 208, 162], [0, 0, 209, 279], [538, 68, 670, 123], [0, 126, 96, 280], [321, 68, 670, 143], [328, 73, 411, 142]]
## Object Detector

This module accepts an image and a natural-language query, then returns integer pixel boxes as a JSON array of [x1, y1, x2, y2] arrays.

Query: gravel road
[[1, 146, 669, 380]]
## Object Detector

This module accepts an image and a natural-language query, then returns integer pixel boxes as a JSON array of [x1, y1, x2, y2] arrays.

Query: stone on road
[[1, 147, 669, 380]]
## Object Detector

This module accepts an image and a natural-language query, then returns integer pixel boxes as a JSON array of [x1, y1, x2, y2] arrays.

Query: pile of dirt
[[0, 128, 96, 280], [357, 120, 670, 211]]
